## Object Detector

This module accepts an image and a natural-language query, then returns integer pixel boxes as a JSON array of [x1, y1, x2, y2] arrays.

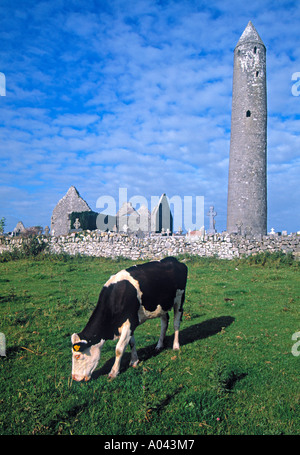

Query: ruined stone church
[[50, 186, 91, 236]]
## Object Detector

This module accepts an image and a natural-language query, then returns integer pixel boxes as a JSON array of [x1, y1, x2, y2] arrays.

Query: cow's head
[[71, 333, 104, 381]]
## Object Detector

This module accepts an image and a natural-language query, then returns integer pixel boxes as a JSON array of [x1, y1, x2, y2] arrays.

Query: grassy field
[[0, 251, 299, 435]]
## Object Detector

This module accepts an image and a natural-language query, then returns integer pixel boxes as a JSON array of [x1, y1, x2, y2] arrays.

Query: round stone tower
[[227, 21, 267, 237]]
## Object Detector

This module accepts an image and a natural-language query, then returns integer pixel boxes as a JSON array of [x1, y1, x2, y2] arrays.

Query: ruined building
[[51, 186, 91, 236]]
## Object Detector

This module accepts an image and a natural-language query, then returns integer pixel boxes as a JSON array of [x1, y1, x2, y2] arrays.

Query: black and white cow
[[71, 257, 188, 381]]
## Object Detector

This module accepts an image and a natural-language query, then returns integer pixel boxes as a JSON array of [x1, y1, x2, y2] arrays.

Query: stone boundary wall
[[1, 231, 299, 261]]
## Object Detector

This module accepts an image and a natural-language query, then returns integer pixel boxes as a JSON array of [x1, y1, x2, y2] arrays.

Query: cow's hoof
[[108, 371, 118, 379]]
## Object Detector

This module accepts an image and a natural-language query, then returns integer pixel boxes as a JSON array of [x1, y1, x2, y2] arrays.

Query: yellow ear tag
[[73, 345, 80, 352]]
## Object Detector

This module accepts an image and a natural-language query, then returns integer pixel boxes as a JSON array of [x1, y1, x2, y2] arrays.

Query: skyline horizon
[[3, 183, 299, 235]]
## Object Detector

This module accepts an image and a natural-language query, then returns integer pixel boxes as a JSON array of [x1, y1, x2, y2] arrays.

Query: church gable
[[51, 186, 91, 236]]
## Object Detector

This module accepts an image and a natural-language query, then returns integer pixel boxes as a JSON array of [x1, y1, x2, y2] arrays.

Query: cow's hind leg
[[156, 313, 169, 351], [129, 335, 139, 367], [173, 290, 184, 350], [109, 321, 132, 379]]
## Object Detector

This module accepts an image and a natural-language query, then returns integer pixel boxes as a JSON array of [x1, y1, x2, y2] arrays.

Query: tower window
[[246, 110, 251, 117], [256, 71, 259, 77], [254, 46, 257, 54]]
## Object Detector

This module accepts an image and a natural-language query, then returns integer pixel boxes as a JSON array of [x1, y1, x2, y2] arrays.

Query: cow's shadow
[[92, 315, 235, 379]]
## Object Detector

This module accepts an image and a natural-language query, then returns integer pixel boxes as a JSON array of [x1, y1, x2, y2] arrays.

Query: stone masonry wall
[[1, 231, 299, 261]]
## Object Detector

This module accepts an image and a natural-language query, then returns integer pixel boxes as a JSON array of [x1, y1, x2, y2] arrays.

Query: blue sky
[[0, 0, 299, 233]]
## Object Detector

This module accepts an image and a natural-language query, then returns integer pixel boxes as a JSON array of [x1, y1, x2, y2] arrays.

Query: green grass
[[0, 253, 299, 435]]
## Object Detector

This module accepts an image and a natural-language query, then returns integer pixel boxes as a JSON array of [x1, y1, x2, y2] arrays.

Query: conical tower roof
[[236, 21, 265, 48]]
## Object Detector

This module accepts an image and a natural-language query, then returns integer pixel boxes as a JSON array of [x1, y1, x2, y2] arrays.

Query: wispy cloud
[[0, 0, 299, 232]]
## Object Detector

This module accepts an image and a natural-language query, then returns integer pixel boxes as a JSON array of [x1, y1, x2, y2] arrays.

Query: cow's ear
[[71, 333, 80, 344], [90, 339, 105, 351], [71, 334, 89, 352]]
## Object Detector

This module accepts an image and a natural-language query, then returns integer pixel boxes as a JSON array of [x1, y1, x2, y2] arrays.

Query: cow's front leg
[[173, 301, 182, 350], [129, 335, 139, 367], [109, 321, 132, 379], [156, 313, 169, 350]]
